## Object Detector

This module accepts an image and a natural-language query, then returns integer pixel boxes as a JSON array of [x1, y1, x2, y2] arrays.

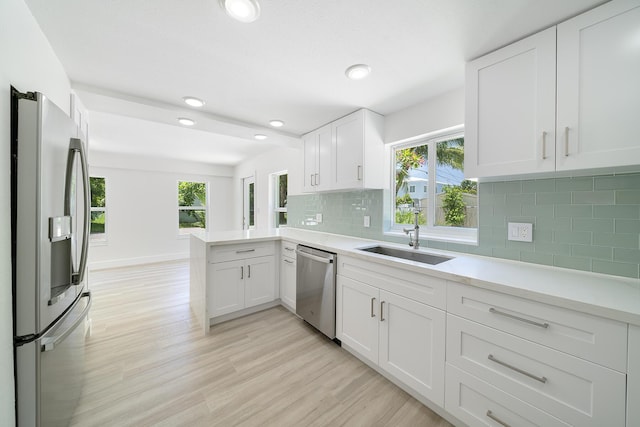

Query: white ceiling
[[25, 0, 606, 165]]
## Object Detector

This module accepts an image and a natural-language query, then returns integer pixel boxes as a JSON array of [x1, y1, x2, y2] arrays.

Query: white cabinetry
[[207, 242, 276, 320], [629, 325, 640, 427], [556, 0, 640, 171], [279, 240, 297, 310], [302, 109, 384, 192], [465, 0, 640, 178], [337, 255, 446, 406], [445, 282, 627, 427]]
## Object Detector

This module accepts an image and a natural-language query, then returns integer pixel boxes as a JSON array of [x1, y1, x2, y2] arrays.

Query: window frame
[[271, 171, 288, 228], [89, 176, 107, 244], [177, 180, 208, 236], [386, 125, 478, 245]]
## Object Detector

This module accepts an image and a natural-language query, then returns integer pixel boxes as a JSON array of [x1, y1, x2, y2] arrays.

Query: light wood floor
[[73, 260, 453, 427]]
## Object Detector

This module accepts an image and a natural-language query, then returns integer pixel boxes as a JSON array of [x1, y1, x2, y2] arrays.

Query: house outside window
[[274, 172, 287, 227], [178, 181, 207, 234], [90, 176, 106, 242], [392, 126, 477, 242]]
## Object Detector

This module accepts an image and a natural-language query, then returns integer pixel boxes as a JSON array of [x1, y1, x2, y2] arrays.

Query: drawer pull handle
[[488, 354, 547, 384], [284, 247, 294, 251], [380, 301, 385, 322], [486, 410, 511, 427], [489, 307, 549, 329], [236, 249, 256, 254], [370, 297, 376, 318], [284, 259, 294, 264]]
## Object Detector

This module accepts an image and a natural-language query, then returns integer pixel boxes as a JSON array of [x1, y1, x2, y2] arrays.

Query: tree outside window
[[274, 173, 287, 227], [394, 133, 478, 233], [90, 177, 106, 241], [178, 181, 207, 233]]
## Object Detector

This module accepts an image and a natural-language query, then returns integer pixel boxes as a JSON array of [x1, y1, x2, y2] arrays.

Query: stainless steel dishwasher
[[296, 245, 337, 340]]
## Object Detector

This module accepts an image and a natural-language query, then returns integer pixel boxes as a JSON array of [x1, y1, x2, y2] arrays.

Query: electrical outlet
[[507, 222, 533, 242], [316, 213, 323, 223], [363, 215, 370, 228]]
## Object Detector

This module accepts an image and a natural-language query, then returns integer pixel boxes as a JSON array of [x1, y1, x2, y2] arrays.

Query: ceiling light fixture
[[183, 96, 205, 108], [254, 134, 267, 140], [269, 120, 284, 128], [178, 117, 196, 126], [345, 64, 371, 80], [220, 0, 261, 23]]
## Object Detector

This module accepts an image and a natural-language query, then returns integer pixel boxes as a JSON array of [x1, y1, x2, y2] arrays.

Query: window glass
[[275, 173, 288, 227], [90, 177, 106, 240], [178, 181, 207, 232], [393, 131, 477, 238]]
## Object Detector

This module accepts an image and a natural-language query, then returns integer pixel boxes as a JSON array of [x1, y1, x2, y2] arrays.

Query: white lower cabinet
[[279, 241, 297, 310], [209, 260, 245, 317], [629, 325, 640, 427], [244, 256, 276, 308], [338, 274, 445, 406]]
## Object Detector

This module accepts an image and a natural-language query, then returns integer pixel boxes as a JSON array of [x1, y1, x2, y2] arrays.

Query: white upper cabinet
[[303, 109, 385, 192], [465, 27, 557, 178], [465, 0, 640, 179], [556, 0, 640, 171]]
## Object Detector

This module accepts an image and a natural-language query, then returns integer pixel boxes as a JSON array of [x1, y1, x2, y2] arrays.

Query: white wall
[[1, 0, 73, 424], [89, 151, 234, 269], [384, 87, 464, 144], [234, 145, 303, 230]]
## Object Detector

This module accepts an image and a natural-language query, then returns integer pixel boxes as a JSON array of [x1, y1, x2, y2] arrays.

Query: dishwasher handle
[[296, 250, 334, 264]]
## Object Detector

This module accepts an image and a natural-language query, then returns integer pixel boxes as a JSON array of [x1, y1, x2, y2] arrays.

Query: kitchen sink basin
[[357, 245, 453, 265]]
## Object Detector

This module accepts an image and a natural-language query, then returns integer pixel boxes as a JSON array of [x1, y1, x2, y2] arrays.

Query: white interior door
[[242, 176, 255, 230]]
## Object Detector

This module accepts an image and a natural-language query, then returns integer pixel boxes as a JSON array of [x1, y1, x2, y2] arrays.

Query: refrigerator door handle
[[65, 138, 90, 285], [41, 291, 92, 352]]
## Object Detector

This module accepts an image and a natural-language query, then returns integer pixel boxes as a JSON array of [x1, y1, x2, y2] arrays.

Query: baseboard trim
[[89, 252, 189, 271]]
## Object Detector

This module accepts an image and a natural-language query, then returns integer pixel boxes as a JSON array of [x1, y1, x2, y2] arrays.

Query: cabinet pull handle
[[370, 297, 376, 318], [284, 259, 294, 264], [488, 354, 547, 383], [357, 165, 362, 181], [564, 126, 570, 157], [310, 174, 315, 186], [486, 410, 511, 427], [380, 301, 385, 321], [240, 266, 244, 280], [489, 307, 549, 329], [284, 247, 294, 251], [236, 249, 256, 254], [315, 173, 319, 186], [541, 131, 547, 160], [248, 265, 251, 278]]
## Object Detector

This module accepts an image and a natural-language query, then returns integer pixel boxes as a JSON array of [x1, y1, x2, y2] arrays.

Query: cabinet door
[[557, 1, 640, 170], [303, 133, 318, 192], [629, 325, 640, 427], [338, 276, 379, 364], [208, 260, 245, 317], [280, 257, 296, 309], [379, 290, 446, 406], [316, 124, 332, 191], [333, 111, 364, 190], [465, 27, 556, 178], [245, 256, 276, 308]]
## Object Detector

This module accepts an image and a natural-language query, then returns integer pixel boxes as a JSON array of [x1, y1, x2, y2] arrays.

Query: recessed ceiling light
[[183, 96, 205, 108], [345, 64, 371, 80], [269, 120, 284, 128], [254, 134, 267, 140], [178, 117, 196, 126], [220, 0, 260, 23]]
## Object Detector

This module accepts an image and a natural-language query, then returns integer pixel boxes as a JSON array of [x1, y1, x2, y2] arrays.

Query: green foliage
[[395, 149, 425, 195], [395, 209, 426, 225], [442, 185, 466, 227], [460, 179, 477, 194], [396, 193, 414, 206], [178, 181, 206, 206], [90, 177, 105, 207]]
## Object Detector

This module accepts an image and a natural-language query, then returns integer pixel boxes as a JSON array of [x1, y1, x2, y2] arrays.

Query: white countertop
[[192, 228, 640, 325]]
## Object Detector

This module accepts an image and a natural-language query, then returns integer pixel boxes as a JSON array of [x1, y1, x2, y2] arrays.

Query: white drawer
[[209, 242, 275, 263], [446, 314, 626, 427], [445, 364, 571, 427], [338, 255, 446, 309], [447, 282, 627, 371], [281, 240, 297, 259]]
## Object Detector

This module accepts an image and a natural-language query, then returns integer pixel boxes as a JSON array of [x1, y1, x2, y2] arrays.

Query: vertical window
[[243, 177, 255, 230], [393, 128, 478, 240], [274, 173, 288, 227], [178, 181, 207, 233], [90, 177, 106, 242]]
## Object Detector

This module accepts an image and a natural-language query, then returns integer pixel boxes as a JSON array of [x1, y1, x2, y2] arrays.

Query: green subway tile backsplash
[[288, 172, 640, 279]]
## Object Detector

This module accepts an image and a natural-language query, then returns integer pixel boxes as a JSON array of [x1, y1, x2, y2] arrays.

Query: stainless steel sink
[[357, 245, 453, 265]]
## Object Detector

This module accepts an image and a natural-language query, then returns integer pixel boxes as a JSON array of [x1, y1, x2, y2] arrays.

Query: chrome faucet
[[403, 203, 421, 249]]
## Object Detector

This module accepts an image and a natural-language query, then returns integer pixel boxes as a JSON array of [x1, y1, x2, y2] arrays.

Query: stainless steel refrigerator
[[11, 89, 92, 427]]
